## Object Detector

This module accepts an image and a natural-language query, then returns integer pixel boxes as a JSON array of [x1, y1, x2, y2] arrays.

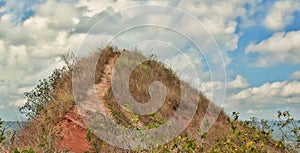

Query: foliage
[[245, 117, 275, 135], [0, 118, 5, 144], [210, 112, 267, 152], [245, 111, 300, 151], [277, 111, 300, 149], [14, 147, 35, 153], [19, 53, 73, 119], [4, 48, 297, 152]]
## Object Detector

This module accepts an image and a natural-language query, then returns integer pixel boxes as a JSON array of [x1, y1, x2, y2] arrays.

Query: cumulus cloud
[[245, 30, 300, 67], [228, 75, 249, 89], [231, 81, 300, 106], [0, 0, 275, 121], [178, 0, 245, 51], [74, 0, 245, 54], [200, 81, 223, 98], [0, 40, 5, 61], [246, 109, 258, 114], [37, 0, 81, 30], [0, 80, 4, 86], [290, 71, 300, 80], [264, 0, 300, 30], [0, 0, 86, 119], [9, 98, 26, 107], [76, 0, 146, 17], [223, 81, 300, 120], [0, 0, 44, 24]]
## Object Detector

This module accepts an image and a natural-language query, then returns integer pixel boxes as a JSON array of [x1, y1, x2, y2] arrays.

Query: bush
[[0, 118, 5, 144], [19, 53, 73, 119], [277, 111, 300, 149]]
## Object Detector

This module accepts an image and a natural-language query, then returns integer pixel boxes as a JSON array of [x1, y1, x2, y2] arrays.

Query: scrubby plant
[[19, 53, 73, 119], [245, 117, 275, 135], [277, 111, 300, 149], [245, 111, 300, 151], [0, 118, 5, 145], [207, 112, 295, 153]]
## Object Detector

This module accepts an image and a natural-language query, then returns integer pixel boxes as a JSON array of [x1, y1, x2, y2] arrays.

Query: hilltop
[[1, 47, 295, 152]]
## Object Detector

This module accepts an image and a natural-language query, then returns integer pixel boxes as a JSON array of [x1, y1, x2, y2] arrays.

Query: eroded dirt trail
[[57, 53, 119, 153], [95, 53, 119, 117], [57, 107, 90, 153]]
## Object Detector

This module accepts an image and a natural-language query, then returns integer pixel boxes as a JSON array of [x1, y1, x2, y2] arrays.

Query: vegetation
[[277, 111, 300, 149], [0, 118, 5, 145], [0, 47, 299, 152], [19, 53, 74, 119]]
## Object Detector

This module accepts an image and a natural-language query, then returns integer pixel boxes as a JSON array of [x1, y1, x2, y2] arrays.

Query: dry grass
[[3, 47, 296, 153], [3, 47, 115, 152]]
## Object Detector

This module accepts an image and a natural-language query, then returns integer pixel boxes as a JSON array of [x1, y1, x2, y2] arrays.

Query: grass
[[0, 47, 297, 152]]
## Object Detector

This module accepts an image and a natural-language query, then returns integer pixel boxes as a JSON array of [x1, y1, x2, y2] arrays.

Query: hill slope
[[4, 47, 295, 153]]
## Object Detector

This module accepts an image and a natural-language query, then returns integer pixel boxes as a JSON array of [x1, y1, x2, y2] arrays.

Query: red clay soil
[[56, 53, 119, 153], [56, 107, 90, 153]]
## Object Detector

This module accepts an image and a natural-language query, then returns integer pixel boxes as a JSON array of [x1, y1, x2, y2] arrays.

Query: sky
[[0, 0, 299, 121]]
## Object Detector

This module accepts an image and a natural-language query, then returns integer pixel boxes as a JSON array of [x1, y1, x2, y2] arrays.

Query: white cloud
[[9, 99, 26, 107], [0, 0, 43, 24], [0, 40, 6, 61], [228, 75, 249, 89], [37, 0, 80, 30], [0, 15, 31, 45], [231, 81, 300, 106], [200, 81, 224, 97], [290, 71, 300, 80], [0, 0, 85, 116], [224, 81, 300, 120], [7, 45, 28, 66], [246, 109, 258, 114], [0, 0, 251, 120], [77, 0, 117, 17], [245, 30, 300, 67], [75, 0, 244, 53], [264, 0, 300, 30], [178, 0, 245, 51]]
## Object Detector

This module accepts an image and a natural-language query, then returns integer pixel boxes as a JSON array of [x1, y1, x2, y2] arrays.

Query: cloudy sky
[[0, 0, 299, 121]]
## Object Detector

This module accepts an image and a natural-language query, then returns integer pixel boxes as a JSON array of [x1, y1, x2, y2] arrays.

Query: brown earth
[[56, 107, 90, 153], [56, 53, 119, 153], [8, 48, 293, 153]]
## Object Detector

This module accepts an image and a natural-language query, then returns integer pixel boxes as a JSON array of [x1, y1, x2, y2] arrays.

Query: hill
[[1, 47, 296, 152]]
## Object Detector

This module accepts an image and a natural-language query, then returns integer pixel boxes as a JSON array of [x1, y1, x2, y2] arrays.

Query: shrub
[[0, 118, 5, 144], [19, 53, 73, 119], [277, 111, 300, 149]]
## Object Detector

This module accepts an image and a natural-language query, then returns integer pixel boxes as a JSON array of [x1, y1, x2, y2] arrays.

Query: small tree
[[19, 52, 74, 119], [19, 68, 68, 119], [0, 118, 5, 144]]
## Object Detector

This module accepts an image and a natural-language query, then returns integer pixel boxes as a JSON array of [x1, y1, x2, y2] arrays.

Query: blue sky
[[0, 0, 300, 121]]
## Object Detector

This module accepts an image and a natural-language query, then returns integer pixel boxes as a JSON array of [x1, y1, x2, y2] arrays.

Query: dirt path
[[57, 53, 119, 153], [94, 53, 145, 128], [95, 53, 119, 117]]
